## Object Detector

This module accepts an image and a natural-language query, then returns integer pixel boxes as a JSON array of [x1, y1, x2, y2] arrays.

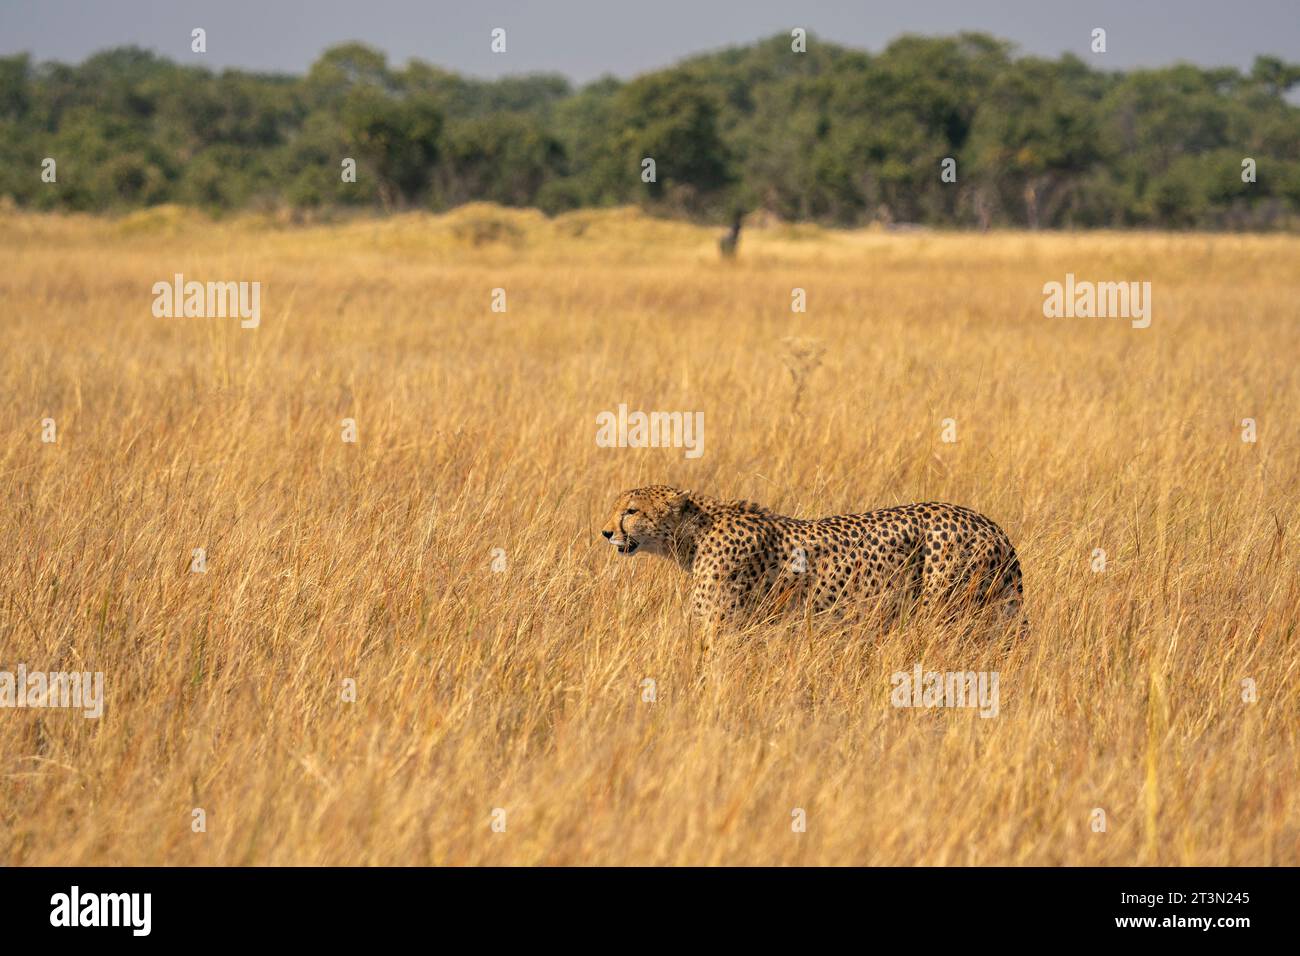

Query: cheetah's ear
[[666, 489, 693, 513]]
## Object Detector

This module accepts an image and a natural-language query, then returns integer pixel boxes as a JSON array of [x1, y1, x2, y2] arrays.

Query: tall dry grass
[[1, 204, 1297, 865]]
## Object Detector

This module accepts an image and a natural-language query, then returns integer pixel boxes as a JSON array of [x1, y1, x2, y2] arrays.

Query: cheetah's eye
[[623, 508, 638, 515]]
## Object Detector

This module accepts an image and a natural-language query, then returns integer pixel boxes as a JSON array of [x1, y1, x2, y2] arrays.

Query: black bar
[[0, 867, 1284, 942]]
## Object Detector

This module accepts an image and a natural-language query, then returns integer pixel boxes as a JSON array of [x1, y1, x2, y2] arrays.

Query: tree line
[[2, 33, 1298, 229]]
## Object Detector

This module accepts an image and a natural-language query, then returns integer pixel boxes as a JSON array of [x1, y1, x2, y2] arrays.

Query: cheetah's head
[[601, 485, 697, 558]]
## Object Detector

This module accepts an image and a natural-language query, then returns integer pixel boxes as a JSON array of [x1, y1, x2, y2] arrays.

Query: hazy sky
[[2, 0, 1298, 82]]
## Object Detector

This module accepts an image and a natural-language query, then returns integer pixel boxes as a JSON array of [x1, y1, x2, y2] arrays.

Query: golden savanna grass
[[1, 203, 1297, 865]]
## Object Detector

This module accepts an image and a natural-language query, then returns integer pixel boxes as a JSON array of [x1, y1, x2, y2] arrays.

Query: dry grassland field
[[1, 204, 1297, 866]]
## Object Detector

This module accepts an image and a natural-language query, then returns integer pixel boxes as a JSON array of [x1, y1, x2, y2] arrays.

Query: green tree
[[341, 88, 442, 208], [591, 70, 733, 211]]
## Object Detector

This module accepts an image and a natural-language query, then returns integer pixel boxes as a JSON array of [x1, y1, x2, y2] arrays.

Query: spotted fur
[[601, 485, 1024, 630]]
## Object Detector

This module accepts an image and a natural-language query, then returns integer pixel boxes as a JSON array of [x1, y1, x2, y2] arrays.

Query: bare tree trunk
[[1023, 182, 1039, 230]]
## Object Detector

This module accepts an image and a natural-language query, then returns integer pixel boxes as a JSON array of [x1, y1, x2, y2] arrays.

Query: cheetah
[[601, 485, 1025, 630]]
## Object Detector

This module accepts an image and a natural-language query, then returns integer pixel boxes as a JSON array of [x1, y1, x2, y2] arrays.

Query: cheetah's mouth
[[615, 540, 639, 555]]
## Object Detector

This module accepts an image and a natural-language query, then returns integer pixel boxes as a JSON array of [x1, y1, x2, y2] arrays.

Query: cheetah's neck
[[667, 494, 771, 573]]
